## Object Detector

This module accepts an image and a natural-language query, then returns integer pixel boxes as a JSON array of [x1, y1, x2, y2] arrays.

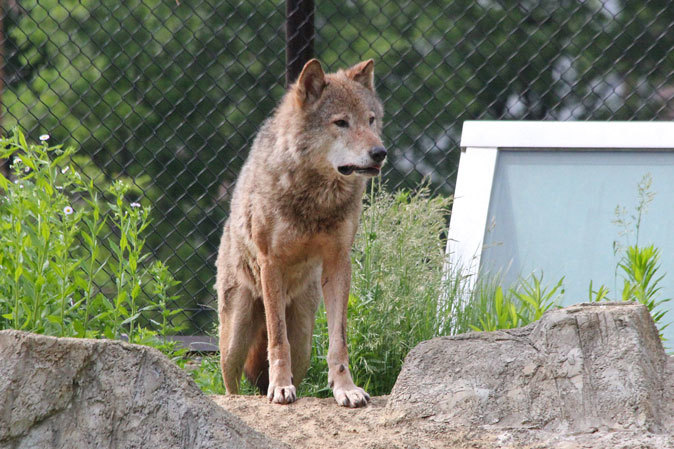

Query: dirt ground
[[212, 395, 674, 449], [212, 395, 479, 449]]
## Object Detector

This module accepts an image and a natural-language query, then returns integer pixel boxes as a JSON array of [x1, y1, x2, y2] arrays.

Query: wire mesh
[[3, 0, 673, 334]]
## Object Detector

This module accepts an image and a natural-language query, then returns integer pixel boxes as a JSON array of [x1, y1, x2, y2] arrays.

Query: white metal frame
[[447, 121, 674, 287]]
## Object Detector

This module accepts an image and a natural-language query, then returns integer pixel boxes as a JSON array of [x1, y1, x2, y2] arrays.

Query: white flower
[[61, 166, 69, 174], [39, 134, 50, 142], [24, 167, 30, 173], [130, 202, 141, 208], [63, 206, 74, 215]]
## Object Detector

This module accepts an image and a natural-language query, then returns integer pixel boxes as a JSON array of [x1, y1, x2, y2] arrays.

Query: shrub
[[0, 130, 183, 345]]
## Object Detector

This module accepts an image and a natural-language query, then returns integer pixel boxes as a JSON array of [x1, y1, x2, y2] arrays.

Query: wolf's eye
[[369, 116, 375, 125], [334, 119, 349, 128]]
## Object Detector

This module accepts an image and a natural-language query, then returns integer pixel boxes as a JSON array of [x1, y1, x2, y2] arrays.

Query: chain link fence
[[3, 0, 673, 335]]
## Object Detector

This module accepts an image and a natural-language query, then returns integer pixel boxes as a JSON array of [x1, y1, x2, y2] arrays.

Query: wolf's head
[[286, 59, 386, 179]]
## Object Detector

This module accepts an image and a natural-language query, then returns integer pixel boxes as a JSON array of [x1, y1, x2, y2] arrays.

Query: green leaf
[[18, 131, 28, 152], [81, 232, 93, 247], [14, 265, 23, 282], [93, 293, 114, 312], [74, 275, 88, 291], [40, 221, 50, 241], [121, 313, 142, 326], [73, 320, 85, 337], [0, 172, 9, 190], [131, 282, 141, 299], [46, 315, 63, 324], [103, 327, 115, 339], [107, 240, 122, 258], [117, 304, 130, 318], [119, 232, 128, 252]]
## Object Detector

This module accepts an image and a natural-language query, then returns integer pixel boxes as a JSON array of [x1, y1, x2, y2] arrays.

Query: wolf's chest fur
[[273, 167, 364, 235], [228, 162, 363, 298]]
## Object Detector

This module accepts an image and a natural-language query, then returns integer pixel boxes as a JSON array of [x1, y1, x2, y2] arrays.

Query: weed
[[468, 273, 564, 332], [0, 130, 184, 350], [589, 173, 671, 339]]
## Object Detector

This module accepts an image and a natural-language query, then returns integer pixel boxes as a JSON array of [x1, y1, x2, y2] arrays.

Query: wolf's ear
[[345, 59, 375, 91], [295, 59, 326, 107]]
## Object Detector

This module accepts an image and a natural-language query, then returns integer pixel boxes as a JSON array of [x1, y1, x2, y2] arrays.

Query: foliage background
[[3, 0, 674, 332]]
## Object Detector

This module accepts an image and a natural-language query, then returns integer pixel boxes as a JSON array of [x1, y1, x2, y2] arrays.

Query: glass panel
[[481, 150, 674, 349]]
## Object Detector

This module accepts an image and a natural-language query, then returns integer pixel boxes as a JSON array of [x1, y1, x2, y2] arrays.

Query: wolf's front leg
[[322, 252, 371, 408], [260, 259, 296, 404]]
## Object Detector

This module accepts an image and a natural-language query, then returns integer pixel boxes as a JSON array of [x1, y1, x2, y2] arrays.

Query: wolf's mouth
[[338, 165, 381, 176]]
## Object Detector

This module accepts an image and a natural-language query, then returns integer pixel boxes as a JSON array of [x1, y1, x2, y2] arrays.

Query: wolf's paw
[[267, 384, 297, 404], [333, 385, 370, 408]]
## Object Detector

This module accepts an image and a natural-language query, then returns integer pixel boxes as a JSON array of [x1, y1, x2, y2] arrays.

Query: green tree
[[3, 0, 286, 332]]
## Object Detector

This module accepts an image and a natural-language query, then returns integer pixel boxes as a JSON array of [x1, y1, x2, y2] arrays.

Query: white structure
[[448, 121, 674, 346]]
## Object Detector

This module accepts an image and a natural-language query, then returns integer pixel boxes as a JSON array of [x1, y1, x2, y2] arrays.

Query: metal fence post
[[286, 0, 314, 87], [0, 0, 8, 177]]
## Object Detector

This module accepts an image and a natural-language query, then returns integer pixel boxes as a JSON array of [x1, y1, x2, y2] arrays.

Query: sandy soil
[[211, 395, 481, 449], [212, 394, 674, 449]]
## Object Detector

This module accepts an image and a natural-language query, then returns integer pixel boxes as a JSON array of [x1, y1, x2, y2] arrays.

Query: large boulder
[[388, 302, 674, 434], [0, 330, 286, 449]]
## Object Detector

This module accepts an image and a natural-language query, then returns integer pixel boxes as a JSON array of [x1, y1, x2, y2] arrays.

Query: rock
[[0, 330, 287, 449], [388, 302, 674, 434]]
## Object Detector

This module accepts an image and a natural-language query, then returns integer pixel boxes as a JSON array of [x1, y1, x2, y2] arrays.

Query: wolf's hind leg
[[243, 315, 269, 395], [218, 285, 263, 394], [286, 277, 322, 387]]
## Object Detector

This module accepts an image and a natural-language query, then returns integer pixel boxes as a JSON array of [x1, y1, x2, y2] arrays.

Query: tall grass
[[300, 182, 458, 396]]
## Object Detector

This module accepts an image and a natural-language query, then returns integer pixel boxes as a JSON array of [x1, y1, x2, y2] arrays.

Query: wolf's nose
[[369, 146, 387, 163]]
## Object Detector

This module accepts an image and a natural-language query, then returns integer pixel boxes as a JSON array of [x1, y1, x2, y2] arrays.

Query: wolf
[[214, 58, 386, 407]]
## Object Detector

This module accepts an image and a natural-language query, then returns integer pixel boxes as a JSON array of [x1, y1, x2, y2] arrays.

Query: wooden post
[[285, 0, 314, 88]]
